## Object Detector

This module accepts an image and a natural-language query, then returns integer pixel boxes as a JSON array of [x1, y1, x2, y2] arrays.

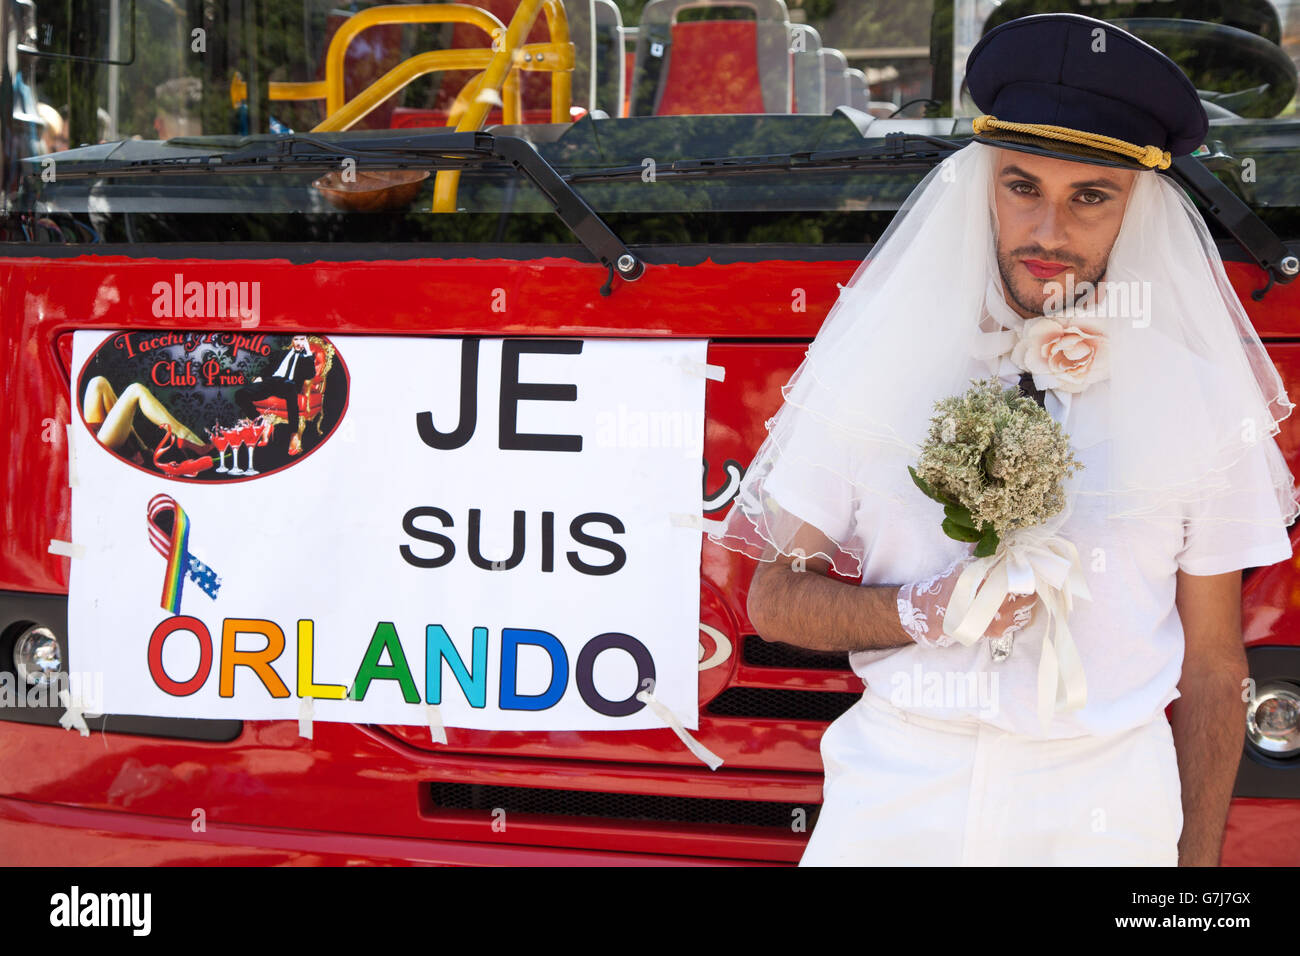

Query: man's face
[[992, 149, 1138, 319], [292, 335, 310, 352]]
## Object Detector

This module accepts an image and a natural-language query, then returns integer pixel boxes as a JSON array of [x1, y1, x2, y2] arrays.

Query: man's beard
[[996, 247, 1107, 317]]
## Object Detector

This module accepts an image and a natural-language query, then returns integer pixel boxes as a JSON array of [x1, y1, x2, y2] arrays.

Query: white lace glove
[[896, 558, 963, 648], [897, 556, 1037, 648]]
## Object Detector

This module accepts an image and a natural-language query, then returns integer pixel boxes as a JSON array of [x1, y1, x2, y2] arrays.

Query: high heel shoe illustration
[[153, 425, 215, 478]]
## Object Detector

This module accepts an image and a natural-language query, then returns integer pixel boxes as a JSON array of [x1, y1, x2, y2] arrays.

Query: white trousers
[[800, 687, 1183, 866]]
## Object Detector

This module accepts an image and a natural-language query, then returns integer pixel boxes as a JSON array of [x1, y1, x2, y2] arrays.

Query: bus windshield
[[4, 0, 1300, 246]]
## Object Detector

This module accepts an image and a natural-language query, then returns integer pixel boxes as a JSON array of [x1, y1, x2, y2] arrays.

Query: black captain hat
[[964, 13, 1209, 171]]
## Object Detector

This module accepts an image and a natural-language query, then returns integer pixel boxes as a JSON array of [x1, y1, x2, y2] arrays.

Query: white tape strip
[[669, 356, 726, 381], [57, 689, 91, 737], [298, 697, 314, 739], [65, 423, 78, 488], [669, 512, 727, 535], [425, 703, 447, 745], [48, 539, 86, 559], [636, 688, 724, 771], [692, 362, 726, 382]]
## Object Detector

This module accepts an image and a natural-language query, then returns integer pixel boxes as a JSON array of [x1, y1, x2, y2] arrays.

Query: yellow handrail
[[310, 43, 573, 133], [321, 4, 506, 116], [230, 76, 328, 107], [433, 0, 571, 212], [233, 2, 574, 213]]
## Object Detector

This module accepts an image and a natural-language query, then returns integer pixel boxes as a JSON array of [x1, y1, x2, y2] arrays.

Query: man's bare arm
[[747, 520, 1037, 654], [746, 522, 919, 653], [1171, 567, 1249, 867]]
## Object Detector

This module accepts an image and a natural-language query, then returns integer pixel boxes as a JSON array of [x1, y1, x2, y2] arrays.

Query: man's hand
[[1171, 567, 1248, 867], [901, 555, 1038, 647]]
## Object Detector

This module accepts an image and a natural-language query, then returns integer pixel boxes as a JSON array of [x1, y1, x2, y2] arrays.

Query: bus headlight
[[1247, 680, 1300, 757], [13, 625, 61, 687]]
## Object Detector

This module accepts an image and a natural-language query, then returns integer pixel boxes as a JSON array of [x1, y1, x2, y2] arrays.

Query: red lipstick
[[1022, 259, 1068, 279]]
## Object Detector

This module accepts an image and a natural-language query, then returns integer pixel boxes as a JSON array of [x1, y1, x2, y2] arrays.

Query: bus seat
[[658, 20, 766, 114], [629, 0, 792, 116], [790, 23, 826, 114], [592, 0, 627, 119], [820, 47, 850, 113], [846, 68, 869, 113]]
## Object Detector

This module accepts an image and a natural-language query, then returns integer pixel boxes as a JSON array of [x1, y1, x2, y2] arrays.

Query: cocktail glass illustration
[[209, 425, 231, 473], [227, 419, 250, 476], [241, 416, 268, 476]]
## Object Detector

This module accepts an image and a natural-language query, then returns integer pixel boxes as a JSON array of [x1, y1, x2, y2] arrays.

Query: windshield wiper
[[560, 133, 963, 184], [31, 131, 504, 175], [25, 131, 644, 296], [32, 127, 1291, 298], [560, 131, 1296, 295], [1166, 153, 1299, 296]]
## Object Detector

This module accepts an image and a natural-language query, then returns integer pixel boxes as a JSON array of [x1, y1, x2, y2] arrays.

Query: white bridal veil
[[709, 139, 1299, 579]]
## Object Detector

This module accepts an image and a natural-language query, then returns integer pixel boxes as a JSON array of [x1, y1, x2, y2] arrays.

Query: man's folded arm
[[746, 520, 916, 653]]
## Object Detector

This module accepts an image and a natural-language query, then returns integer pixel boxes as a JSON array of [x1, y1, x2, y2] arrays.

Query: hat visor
[[971, 128, 1154, 172]]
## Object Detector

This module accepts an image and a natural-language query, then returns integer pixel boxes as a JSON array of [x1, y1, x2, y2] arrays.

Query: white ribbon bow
[[941, 525, 1092, 732]]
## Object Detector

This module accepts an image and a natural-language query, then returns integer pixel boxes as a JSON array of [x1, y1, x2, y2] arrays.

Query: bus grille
[[429, 782, 816, 829]]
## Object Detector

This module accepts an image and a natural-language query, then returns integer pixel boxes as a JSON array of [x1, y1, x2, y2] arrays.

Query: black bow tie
[[1018, 371, 1048, 409]]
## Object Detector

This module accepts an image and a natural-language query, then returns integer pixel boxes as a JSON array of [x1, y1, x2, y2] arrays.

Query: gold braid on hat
[[972, 114, 1172, 170]]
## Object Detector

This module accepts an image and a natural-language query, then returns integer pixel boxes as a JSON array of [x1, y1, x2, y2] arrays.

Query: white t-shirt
[[763, 382, 1294, 739]]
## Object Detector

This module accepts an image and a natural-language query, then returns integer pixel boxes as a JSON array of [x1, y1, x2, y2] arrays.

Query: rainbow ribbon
[[148, 494, 221, 614]]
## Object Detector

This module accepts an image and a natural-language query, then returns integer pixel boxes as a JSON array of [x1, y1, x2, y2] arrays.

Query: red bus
[[2, 0, 1298, 865]]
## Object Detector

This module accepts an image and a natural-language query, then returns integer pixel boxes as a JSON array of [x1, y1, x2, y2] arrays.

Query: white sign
[[67, 331, 707, 731]]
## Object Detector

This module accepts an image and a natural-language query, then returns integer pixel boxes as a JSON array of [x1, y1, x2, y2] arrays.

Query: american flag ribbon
[[147, 494, 222, 614]]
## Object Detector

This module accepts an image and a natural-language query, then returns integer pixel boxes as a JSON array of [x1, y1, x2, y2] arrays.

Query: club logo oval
[[78, 331, 350, 482]]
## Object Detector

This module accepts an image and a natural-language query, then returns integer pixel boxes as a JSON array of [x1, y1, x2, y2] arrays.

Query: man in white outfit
[[715, 13, 1298, 866]]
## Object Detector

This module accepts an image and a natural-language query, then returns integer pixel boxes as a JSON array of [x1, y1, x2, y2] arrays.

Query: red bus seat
[[629, 0, 792, 116], [657, 21, 767, 115]]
